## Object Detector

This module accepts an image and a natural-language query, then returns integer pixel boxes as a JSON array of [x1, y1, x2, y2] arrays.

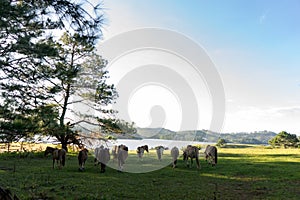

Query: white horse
[[170, 146, 179, 168], [155, 146, 165, 161], [117, 144, 129, 172], [94, 145, 110, 173]]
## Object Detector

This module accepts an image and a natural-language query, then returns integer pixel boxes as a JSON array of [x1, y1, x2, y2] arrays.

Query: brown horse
[[44, 146, 66, 169], [183, 145, 200, 169], [78, 148, 89, 171], [137, 145, 149, 160], [204, 145, 218, 167]]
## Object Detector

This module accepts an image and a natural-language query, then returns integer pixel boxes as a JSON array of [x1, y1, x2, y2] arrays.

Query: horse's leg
[[58, 158, 61, 169], [173, 159, 177, 168], [100, 163, 105, 173], [103, 164, 106, 172], [57, 159, 60, 169], [184, 156, 189, 168], [195, 157, 200, 169], [211, 156, 215, 166], [207, 155, 211, 165], [52, 158, 55, 169], [118, 159, 121, 172], [79, 160, 84, 171], [214, 148, 218, 167], [118, 158, 125, 172]]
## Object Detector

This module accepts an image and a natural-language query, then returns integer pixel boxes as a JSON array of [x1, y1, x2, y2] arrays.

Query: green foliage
[[0, 105, 53, 144], [1, 0, 104, 113], [0, 1, 120, 148], [98, 118, 137, 134], [268, 131, 299, 148], [216, 138, 226, 147]]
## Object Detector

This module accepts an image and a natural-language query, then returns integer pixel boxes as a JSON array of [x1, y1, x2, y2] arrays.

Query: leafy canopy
[[268, 131, 299, 148]]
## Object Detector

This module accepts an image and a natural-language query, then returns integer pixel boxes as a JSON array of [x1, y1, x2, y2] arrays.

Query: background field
[[0, 145, 300, 200]]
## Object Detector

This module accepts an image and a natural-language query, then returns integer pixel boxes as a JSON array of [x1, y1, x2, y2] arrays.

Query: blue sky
[[98, 0, 300, 134]]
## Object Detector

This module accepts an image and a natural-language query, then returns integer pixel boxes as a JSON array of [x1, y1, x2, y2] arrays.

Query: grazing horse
[[183, 145, 200, 169], [137, 145, 149, 160], [78, 148, 88, 171], [155, 146, 165, 161], [117, 144, 129, 172], [94, 145, 110, 173], [44, 146, 66, 169], [204, 145, 218, 167], [170, 146, 179, 168]]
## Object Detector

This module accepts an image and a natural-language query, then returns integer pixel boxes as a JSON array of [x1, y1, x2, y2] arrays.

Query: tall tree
[[46, 32, 118, 150], [0, 0, 105, 145]]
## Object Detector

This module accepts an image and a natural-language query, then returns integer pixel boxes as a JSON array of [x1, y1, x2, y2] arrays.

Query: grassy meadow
[[0, 144, 300, 200]]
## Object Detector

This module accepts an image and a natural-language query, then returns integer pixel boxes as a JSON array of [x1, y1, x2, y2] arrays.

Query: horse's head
[[144, 145, 149, 153], [119, 144, 128, 152], [123, 146, 128, 151], [183, 151, 188, 161], [44, 146, 53, 156]]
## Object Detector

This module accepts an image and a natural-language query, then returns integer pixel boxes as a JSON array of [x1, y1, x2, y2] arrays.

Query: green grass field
[[0, 145, 300, 200]]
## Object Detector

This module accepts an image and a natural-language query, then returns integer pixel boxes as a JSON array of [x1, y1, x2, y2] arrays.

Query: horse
[[183, 145, 200, 169], [137, 145, 149, 160], [170, 146, 179, 168], [78, 148, 88, 171], [155, 146, 165, 161], [44, 146, 66, 169], [94, 145, 110, 173], [204, 145, 218, 166], [117, 144, 129, 172]]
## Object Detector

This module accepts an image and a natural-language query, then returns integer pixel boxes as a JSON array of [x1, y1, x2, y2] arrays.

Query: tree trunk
[[7, 143, 10, 152], [61, 141, 68, 152]]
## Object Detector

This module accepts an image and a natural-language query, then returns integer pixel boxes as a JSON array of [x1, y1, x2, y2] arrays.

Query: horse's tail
[[214, 147, 218, 164]]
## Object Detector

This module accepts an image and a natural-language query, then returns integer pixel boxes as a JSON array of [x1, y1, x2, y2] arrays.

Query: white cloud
[[259, 10, 269, 24], [223, 105, 300, 134]]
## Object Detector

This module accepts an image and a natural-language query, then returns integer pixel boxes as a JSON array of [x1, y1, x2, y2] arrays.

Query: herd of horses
[[44, 144, 218, 172]]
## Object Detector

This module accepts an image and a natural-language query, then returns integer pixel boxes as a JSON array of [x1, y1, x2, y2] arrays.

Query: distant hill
[[74, 124, 277, 144], [134, 128, 277, 144]]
